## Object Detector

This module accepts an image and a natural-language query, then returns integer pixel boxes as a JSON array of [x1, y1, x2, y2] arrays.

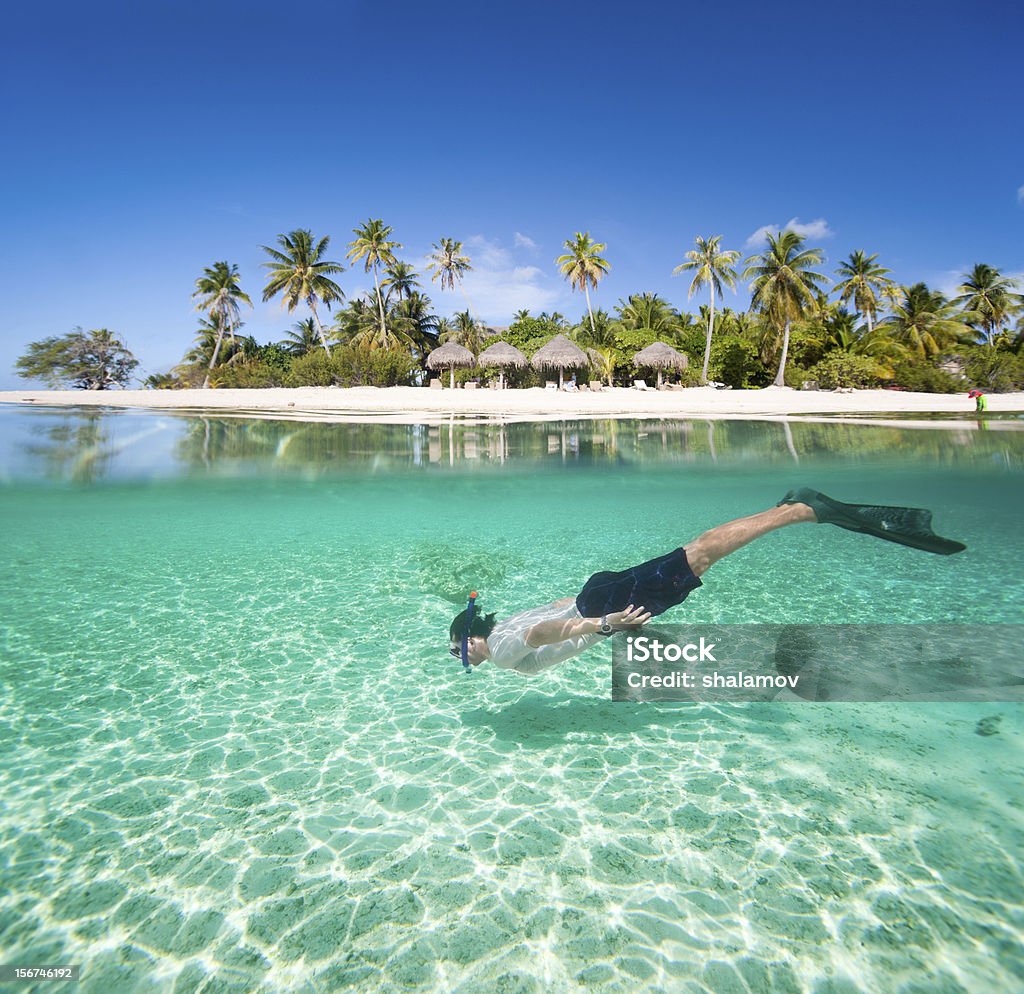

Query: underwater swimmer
[[448, 488, 966, 676]]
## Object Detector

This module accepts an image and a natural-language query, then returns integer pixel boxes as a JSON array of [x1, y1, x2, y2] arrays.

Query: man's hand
[[605, 605, 651, 630]]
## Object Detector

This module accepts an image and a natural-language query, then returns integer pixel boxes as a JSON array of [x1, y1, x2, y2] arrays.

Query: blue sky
[[2, 0, 1021, 387]]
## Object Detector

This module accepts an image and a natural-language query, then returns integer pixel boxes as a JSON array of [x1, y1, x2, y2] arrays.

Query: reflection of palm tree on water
[[24, 413, 170, 483], [25, 413, 113, 483]]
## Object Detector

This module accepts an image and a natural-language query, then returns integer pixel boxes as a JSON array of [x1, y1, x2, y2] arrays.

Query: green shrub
[[783, 364, 809, 388], [786, 325, 828, 370], [283, 350, 339, 386], [676, 327, 707, 362], [889, 361, 961, 393], [961, 346, 1024, 392], [805, 353, 881, 389], [256, 343, 293, 372], [214, 361, 285, 388], [676, 367, 703, 388], [614, 328, 659, 352], [284, 346, 418, 387], [499, 317, 566, 358], [339, 347, 418, 386], [708, 336, 766, 388]]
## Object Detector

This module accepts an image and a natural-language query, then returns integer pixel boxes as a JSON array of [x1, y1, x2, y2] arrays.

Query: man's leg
[[683, 502, 815, 577]]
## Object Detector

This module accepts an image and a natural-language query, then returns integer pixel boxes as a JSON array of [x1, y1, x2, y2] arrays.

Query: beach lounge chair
[[429, 378, 442, 389], [589, 381, 603, 392], [633, 379, 650, 391], [465, 381, 478, 390]]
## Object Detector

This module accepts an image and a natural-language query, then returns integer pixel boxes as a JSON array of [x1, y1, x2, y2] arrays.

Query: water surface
[[1, 406, 1022, 993]]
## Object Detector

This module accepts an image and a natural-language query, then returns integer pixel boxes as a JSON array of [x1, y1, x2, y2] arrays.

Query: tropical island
[[8, 222, 1024, 416]]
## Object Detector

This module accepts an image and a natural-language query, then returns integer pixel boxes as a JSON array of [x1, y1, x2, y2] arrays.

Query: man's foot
[[777, 487, 966, 555], [777, 487, 830, 523]]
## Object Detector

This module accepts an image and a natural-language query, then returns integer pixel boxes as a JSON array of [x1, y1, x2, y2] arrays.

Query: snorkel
[[460, 591, 478, 673]]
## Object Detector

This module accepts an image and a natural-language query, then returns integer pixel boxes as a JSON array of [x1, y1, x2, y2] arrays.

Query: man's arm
[[524, 605, 650, 649]]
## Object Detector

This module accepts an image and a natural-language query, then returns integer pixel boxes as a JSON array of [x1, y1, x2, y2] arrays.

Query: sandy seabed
[[2, 385, 1022, 426]]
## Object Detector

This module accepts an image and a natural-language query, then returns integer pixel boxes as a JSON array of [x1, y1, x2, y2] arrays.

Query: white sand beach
[[2, 385, 1022, 425]]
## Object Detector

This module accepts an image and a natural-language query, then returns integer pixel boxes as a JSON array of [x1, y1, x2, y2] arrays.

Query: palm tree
[[742, 231, 828, 386], [391, 290, 441, 365], [587, 346, 618, 387], [427, 238, 473, 292], [879, 283, 972, 358], [834, 251, 895, 334], [346, 290, 415, 351], [280, 318, 320, 357], [331, 297, 376, 346], [573, 307, 617, 348], [192, 261, 253, 388], [382, 261, 421, 305], [440, 310, 486, 354], [723, 309, 760, 341], [824, 310, 907, 376], [556, 233, 610, 339], [261, 230, 344, 354], [348, 219, 402, 346], [513, 309, 531, 323], [616, 293, 679, 338], [953, 263, 1023, 346], [185, 316, 256, 369], [350, 318, 415, 352], [673, 235, 740, 382]]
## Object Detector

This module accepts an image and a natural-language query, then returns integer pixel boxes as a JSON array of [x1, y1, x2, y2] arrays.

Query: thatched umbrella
[[478, 341, 527, 389], [426, 341, 475, 388], [530, 334, 588, 389], [633, 341, 688, 389]]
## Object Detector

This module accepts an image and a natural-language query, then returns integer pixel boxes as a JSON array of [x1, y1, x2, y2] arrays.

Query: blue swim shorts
[[575, 547, 702, 619]]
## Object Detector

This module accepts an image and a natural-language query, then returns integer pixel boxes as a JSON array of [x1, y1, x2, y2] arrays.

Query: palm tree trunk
[[774, 321, 791, 387], [584, 284, 597, 339], [866, 310, 874, 335], [702, 285, 715, 383], [374, 265, 389, 345], [458, 282, 479, 324], [310, 304, 332, 355], [203, 328, 226, 389]]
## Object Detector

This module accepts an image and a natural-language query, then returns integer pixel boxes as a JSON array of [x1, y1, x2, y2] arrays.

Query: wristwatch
[[599, 616, 613, 636]]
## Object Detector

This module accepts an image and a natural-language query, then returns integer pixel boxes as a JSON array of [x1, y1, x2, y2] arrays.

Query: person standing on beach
[[448, 487, 966, 675]]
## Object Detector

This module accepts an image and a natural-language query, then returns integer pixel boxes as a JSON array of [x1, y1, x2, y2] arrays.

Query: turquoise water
[[1, 406, 1022, 993]]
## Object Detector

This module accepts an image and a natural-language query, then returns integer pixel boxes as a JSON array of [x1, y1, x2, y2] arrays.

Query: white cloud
[[514, 231, 537, 250], [744, 224, 779, 248], [435, 235, 560, 321], [934, 270, 966, 298], [784, 216, 834, 240], [1018, 185, 1024, 205], [466, 234, 512, 270], [744, 216, 834, 249]]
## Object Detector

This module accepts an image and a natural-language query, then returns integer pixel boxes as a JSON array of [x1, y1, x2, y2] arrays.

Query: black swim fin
[[778, 487, 967, 556]]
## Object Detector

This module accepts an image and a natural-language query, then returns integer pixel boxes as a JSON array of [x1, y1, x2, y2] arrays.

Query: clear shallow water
[[1, 406, 1022, 993]]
